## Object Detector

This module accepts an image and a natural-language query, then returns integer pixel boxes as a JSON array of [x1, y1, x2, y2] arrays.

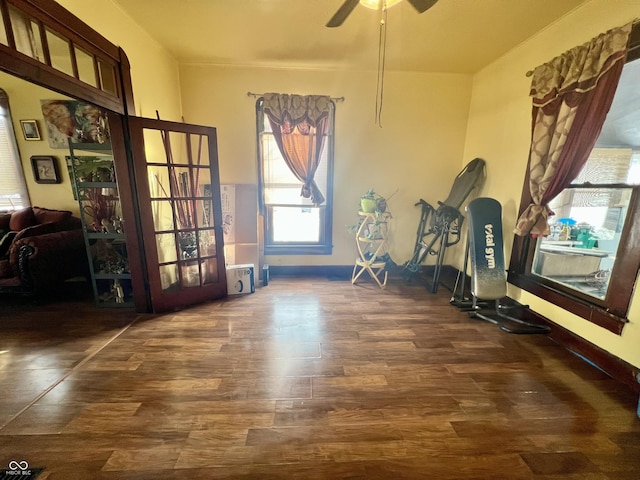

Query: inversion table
[[403, 157, 486, 292]]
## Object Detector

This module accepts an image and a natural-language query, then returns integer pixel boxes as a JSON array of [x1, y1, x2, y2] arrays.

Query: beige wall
[[179, 64, 472, 266], [56, 0, 182, 121], [463, 0, 640, 368]]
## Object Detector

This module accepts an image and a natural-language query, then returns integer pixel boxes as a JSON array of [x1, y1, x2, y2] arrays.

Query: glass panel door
[[128, 117, 226, 312]]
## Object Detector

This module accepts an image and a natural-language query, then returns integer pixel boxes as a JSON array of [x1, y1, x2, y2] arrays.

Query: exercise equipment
[[455, 197, 550, 334], [403, 158, 486, 292]]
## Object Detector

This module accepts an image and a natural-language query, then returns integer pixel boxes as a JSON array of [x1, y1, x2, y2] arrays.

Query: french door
[[125, 116, 227, 312]]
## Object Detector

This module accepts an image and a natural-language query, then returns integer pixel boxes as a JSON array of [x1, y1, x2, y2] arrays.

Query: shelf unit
[[351, 211, 391, 288], [68, 141, 133, 307]]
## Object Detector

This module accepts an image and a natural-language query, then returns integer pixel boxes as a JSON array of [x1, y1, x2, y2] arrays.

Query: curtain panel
[[514, 22, 632, 237], [262, 93, 332, 205]]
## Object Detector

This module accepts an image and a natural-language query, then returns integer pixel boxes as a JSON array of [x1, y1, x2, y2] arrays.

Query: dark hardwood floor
[[0, 277, 638, 479]]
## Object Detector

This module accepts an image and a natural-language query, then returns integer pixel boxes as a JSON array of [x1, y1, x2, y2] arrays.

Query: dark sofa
[[0, 206, 88, 296]]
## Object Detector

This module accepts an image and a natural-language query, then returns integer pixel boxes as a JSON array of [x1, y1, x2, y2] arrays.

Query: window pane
[[98, 59, 117, 95], [0, 8, 8, 45], [272, 206, 320, 242], [75, 47, 97, 87], [261, 132, 328, 206], [532, 187, 632, 300], [9, 7, 44, 62], [265, 185, 314, 205], [46, 29, 73, 76], [150, 200, 175, 231], [191, 134, 210, 166], [159, 263, 178, 292]]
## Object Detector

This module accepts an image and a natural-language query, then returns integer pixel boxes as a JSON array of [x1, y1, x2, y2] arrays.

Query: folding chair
[[403, 158, 486, 292]]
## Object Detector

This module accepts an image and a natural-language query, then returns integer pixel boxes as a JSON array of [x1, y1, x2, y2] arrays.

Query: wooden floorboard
[[0, 277, 639, 479]]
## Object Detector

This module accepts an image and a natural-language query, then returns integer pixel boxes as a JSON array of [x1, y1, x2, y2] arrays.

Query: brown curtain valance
[[262, 93, 332, 128], [529, 22, 632, 108], [261, 93, 332, 206], [514, 22, 632, 237]]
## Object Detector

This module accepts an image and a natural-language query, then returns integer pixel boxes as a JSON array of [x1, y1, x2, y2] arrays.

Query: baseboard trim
[[268, 263, 454, 283], [500, 296, 640, 394], [268, 265, 353, 280]]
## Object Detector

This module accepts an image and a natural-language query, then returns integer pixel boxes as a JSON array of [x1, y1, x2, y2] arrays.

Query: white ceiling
[[111, 0, 588, 74]]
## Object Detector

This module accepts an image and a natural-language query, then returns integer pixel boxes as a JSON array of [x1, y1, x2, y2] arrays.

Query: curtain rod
[[247, 91, 345, 102], [525, 19, 639, 77]]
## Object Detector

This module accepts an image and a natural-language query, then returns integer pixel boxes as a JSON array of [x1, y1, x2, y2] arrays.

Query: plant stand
[[352, 211, 391, 288]]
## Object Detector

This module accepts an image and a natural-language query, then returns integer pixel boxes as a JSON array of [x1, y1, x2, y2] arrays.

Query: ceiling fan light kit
[[359, 0, 402, 10], [326, 0, 438, 27], [326, 0, 439, 126]]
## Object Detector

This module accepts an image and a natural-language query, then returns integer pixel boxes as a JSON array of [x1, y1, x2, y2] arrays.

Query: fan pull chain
[[375, 5, 388, 127]]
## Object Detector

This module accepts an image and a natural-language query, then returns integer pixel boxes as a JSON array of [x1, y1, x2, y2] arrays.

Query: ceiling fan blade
[[406, 0, 438, 14], [326, 0, 360, 27]]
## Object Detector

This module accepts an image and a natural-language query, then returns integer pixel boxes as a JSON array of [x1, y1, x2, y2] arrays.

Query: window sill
[[507, 270, 628, 335], [264, 244, 333, 256]]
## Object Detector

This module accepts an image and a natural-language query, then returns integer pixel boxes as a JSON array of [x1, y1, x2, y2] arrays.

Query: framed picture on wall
[[31, 156, 60, 184], [41, 100, 110, 148], [20, 119, 41, 140]]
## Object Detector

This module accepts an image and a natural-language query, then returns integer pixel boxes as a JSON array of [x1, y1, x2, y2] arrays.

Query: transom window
[[0, 0, 123, 113]]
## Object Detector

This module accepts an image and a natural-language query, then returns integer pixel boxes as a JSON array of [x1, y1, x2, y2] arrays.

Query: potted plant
[[360, 189, 386, 213]]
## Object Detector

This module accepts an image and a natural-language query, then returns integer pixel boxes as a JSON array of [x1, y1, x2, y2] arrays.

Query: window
[[531, 148, 638, 300], [0, 89, 30, 211], [509, 43, 640, 334], [257, 98, 334, 255]]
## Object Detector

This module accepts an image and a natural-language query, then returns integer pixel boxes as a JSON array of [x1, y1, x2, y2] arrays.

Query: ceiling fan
[[326, 0, 438, 27]]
